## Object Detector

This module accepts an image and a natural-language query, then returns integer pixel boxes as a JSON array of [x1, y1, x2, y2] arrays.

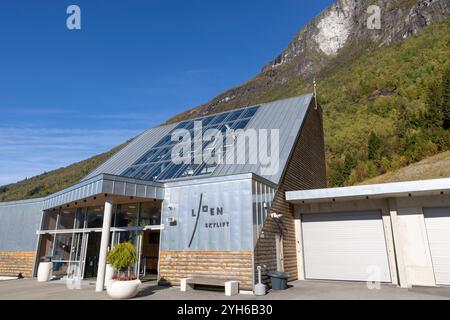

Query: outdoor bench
[[180, 278, 239, 296]]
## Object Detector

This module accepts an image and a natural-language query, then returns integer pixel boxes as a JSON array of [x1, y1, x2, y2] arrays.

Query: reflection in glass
[[74, 208, 86, 229], [140, 201, 161, 226], [58, 208, 76, 230], [86, 206, 104, 228], [37, 234, 54, 261], [41, 211, 58, 230], [52, 262, 69, 277], [114, 204, 139, 227], [52, 233, 73, 261]]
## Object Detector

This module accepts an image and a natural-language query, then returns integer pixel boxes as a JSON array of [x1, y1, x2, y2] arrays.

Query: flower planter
[[106, 279, 141, 299]]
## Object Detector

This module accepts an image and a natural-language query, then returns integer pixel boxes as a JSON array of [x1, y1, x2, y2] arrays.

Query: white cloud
[[0, 127, 140, 186]]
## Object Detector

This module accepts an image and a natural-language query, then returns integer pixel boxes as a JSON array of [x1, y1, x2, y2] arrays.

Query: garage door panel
[[302, 212, 381, 223], [305, 258, 391, 281], [302, 211, 391, 283], [424, 207, 450, 286]]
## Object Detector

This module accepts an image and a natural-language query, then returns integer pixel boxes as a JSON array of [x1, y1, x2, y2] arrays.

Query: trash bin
[[267, 271, 288, 290], [37, 257, 52, 282]]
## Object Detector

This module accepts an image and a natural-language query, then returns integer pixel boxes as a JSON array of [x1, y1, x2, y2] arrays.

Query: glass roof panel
[[121, 105, 260, 181]]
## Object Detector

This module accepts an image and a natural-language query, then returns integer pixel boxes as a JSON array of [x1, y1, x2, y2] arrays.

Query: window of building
[[86, 206, 104, 228], [41, 211, 58, 230], [140, 201, 161, 226], [114, 204, 139, 227], [58, 208, 77, 230]]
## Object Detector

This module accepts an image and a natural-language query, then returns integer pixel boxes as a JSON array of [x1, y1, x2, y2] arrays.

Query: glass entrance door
[[84, 232, 102, 279], [140, 230, 160, 279], [67, 233, 88, 280]]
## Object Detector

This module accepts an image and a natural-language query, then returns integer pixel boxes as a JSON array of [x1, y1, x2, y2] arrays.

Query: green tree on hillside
[[442, 68, 450, 130], [424, 82, 443, 128], [368, 131, 383, 162], [425, 67, 450, 130]]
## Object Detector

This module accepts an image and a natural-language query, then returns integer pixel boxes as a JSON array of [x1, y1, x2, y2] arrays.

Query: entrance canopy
[[43, 174, 165, 210]]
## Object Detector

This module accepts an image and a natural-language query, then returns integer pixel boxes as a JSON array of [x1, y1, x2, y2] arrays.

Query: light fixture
[[167, 217, 176, 223]]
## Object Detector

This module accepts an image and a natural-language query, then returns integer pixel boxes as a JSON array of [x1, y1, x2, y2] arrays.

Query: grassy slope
[[1, 21, 449, 201], [360, 151, 450, 185]]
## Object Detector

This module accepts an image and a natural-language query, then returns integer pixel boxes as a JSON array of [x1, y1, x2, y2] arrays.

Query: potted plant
[[106, 242, 141, 299]]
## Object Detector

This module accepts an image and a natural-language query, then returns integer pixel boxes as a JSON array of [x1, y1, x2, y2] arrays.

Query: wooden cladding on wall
[[0, 251, 35, 277], [159, 251, 253, 290], [254, 102, 327, 284]]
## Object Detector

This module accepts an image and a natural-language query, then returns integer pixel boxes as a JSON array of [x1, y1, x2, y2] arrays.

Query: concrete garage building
[[0, 93, 327, 291], [286, 179, 450, 288]]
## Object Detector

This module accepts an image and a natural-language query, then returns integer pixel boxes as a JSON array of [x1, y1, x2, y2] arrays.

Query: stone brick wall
[[254, 101, 327, 284], [0, 251, 35, 277], [159, 251, 253, 290]]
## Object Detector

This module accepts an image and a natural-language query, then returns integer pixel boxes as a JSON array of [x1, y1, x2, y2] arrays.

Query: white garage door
[[302, 211, 391, 282], [424, 207, 450, 286]]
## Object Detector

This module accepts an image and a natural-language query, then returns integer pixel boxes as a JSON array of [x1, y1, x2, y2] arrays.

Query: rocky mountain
[[1, 0, 449, 201], [265, 0, 449, 70], [168, 0, 450, 123]]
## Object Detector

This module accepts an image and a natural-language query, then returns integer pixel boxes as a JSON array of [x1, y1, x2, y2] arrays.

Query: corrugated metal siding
[[43, 176, 104, 209], [0, 199, 44, 251], [83, 123, 178, 180], [160, 175, 254, 251], [43, 174, 165, 210], [212, 94, 312, 184]]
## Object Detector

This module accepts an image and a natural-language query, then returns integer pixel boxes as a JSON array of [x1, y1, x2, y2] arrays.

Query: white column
[[381, 209, 399, 286], [96, 196, 113, 292], [388, 199, 409, 288]]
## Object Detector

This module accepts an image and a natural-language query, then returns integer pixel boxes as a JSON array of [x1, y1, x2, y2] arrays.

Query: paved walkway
[[0, 278, 449, 300]]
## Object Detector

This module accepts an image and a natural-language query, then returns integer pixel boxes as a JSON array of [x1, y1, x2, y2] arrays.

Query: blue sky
[[0, 0, 334, 186]]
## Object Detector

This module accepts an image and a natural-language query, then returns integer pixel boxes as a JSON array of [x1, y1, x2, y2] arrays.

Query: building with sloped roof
[[0, 93, 327, 292]]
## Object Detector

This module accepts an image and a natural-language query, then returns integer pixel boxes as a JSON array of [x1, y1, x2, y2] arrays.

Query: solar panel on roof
[[120, 105, 260, 181]]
